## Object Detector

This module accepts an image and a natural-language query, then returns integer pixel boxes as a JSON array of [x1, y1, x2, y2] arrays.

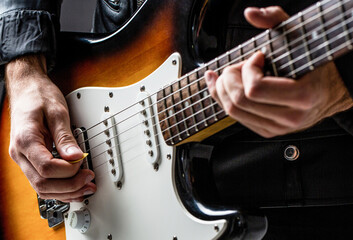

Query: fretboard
[[157, 0, 353, 146]]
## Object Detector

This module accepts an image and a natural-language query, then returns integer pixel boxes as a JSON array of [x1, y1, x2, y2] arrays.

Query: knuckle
[[8, 145, 18, 161], [231, 92, 246, 106], [48, 104, 69, 121], [244, 81, 262, 100], [11, 127, 34, 149], [37, 161, 54, 178], [286, 112, 306, 128], [32, 177, 47, 193], [56, 132, 75, 147]]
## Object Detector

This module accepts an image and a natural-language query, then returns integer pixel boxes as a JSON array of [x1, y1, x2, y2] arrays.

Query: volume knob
[[68, 208, 91, 233]]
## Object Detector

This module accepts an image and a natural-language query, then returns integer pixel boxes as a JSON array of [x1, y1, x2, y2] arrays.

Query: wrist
[[5, 54, 47, 81]]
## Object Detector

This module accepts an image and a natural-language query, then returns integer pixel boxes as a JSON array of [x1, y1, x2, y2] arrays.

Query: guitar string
[[90, 28, 353, 174], [77, 10, 353, 156], [73, 0, 348, 145], [78, 13, 353, 171], [91, 103, 225, 182], [86, 11, 353, 177]]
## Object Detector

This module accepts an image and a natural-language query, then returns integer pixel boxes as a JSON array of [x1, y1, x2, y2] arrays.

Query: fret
[[157, 0, 353, 146], [156, 89, 173, 145], [282, 12, 313, 78], [163, 85, 177, 144], [185, 73, 199, 133], [218, 52, 231, 74], [264, 30, 279, 76], [208, 58, 219, 71], [339, 0, 353, 50], [179, 76, 194, 137], [196, 67, 209, 127], [239, 44, 244, 61], [283, 22, 297, 78], [181, 75, 198, 136], [172, 81, 188, 140], [317, 1, 333, 61], [305, 5, 327, 68], [229, 47, 242, 64], [270, 27, 291, 76], [242, 38, 257, 59], [299, 12, 315, 72], [189, 72, 204, 131], [198, 62, 217, 126]]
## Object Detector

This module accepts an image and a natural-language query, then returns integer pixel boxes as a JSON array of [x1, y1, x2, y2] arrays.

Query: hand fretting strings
[[70, 0, 352, 177], [79, 0, 352, 148]]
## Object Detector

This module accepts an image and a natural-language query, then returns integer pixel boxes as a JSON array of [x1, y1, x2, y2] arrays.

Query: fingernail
[[66, 146, 81, 154], [205, 72, 215, 84], [85, 174, 94, 184], [84, 189, 94, 195], [259, 8, 267, 15]]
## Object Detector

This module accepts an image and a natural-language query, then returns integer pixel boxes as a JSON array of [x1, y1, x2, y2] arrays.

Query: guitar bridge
[[37, 128, 93, 228], [37, 195, 69, 228]]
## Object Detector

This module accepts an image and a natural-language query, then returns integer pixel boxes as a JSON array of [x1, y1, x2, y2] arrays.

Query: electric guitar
[[0, 0, 352, 239]]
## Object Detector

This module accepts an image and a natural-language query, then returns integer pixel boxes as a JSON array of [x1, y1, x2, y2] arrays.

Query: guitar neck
[[157, 0, 353, 146]]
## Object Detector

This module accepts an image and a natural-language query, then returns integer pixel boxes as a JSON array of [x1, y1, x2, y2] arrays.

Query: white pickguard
[[64, 53, 227, 240]]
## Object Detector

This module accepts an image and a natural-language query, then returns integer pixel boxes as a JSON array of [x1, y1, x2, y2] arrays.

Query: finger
[[205, 70, 222, 107], [244, 6, 289, 29], [45, 104, 83, 161], [15, 154, 95, 194], [25, 143, 82, 178], [242, 51, 310, 108], [39, 182, 96, 201]]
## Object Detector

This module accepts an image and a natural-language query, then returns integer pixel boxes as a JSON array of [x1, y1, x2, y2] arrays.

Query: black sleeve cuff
[[0, 10, 58, 79]]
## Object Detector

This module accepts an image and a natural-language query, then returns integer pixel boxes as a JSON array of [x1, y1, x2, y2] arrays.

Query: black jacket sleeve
[[0, 0, 62, 78]]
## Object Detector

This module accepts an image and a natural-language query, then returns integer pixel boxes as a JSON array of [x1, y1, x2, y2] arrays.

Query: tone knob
[[68, 208, 91, 233]]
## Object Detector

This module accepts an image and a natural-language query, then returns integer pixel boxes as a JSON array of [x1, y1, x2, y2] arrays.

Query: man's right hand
[[5, 54, 96, 202]]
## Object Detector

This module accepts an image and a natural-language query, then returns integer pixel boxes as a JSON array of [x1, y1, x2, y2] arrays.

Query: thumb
[[244, 6, 289, 29], [46, 108, 83, 161]]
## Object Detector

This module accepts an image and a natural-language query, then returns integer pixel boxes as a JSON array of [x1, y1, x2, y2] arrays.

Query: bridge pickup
[[74, 128, 93, 172], [101, 113, 123, 183], [137, 92, 160, 165]]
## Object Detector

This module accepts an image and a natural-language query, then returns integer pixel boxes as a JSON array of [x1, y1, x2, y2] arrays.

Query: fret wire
[[198, 77, 208, 127], [81, 24, 353, 156], [178, 78, 190, 136], [285, 30, 353, 77], [275, 12, 353, 72], [299, 12, 315, 71], [98, 23, 353, 151], [209, 60, 219, 120], [317, 1, 333, 60], [187, 75, 199, 132], [282, 25, 297, 78], [159, 20, 353, 143], [162, 102, 226, 144], [79, 9, 353, 148], [272, 9, 339, 64], [267, 30, 279, 76], [164, 87, 175, 145], [90, 103, 228, 172], [75, 0, 352, 147], [170, 84, 183, 141], [339, 0, 353, 49]]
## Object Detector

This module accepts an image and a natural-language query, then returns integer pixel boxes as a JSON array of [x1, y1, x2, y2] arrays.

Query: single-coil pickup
[[137, 92, 160, 165], [73, 128, 93, 171], [101, 113, 123, 183]]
